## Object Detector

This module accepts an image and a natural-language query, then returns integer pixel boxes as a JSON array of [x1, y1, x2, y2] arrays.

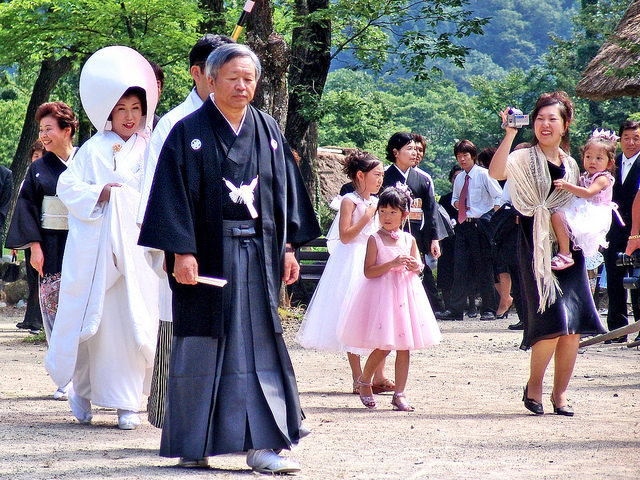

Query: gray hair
[[206, 43, 262, 82]]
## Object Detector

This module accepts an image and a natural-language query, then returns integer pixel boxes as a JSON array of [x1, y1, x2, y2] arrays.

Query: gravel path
[[0, 306, 638, 479]]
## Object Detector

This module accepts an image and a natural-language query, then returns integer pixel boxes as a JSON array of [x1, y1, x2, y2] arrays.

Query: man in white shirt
[[437, 140, 502, 321], [605, 120, 640, 342], [138, 34, 235, 430]]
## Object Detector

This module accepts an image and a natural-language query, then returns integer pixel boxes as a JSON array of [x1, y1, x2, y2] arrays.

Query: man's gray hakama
[[160, 220, 302, 458]]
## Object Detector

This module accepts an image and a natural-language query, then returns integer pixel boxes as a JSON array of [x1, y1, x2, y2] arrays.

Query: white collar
[[55, 146, 78, 166], [210, 94, 246, 135], [623, 151, 640, 164], [392, 163, 410, 180]]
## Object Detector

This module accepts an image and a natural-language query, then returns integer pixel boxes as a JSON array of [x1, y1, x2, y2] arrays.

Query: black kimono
[[6, 152, 69, 336], [383, 164, 447, 310], [6, 152, 68, 275], [139, 99, 320, 458]]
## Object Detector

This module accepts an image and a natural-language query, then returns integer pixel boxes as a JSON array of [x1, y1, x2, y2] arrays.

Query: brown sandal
[[372, 378, 396, 394]]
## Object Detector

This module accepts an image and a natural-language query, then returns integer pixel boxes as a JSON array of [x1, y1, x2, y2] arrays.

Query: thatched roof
[[576, 1, 640, 100], [315, 146, 356, 204]]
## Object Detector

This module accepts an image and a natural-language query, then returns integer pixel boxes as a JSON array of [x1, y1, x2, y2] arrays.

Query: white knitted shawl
[[506, 145, 579, 311]]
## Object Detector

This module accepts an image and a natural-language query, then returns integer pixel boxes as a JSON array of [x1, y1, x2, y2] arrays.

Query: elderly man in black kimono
[[139, 43, 320, 473]]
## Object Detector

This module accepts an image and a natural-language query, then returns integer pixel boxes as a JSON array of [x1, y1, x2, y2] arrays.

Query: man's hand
[[173, 253, 198, 285], [282, 251, 300, 285], [430, 239, 441, 259]]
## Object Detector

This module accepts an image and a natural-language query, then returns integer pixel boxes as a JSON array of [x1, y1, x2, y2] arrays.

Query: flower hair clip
[[394, 182, 413, 211], [590, 128, 619, 143]]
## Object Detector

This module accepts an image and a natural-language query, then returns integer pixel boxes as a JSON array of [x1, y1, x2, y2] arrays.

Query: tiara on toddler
[[590, 128, 619, 143]]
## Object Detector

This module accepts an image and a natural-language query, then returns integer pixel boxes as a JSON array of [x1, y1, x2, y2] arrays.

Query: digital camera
[[505, 108, 529, 129]]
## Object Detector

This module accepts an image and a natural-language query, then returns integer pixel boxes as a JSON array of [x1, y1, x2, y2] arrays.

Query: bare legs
[[551, 212, 571, 257], [358, 350, 411, 402], [496, 272, 513, 316], [348, 352, 390, 389], [527, 334, 580, 408]]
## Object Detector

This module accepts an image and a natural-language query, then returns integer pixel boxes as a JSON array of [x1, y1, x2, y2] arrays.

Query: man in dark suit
[[382, 132, 446, 311], [605, 120, 640, 343]]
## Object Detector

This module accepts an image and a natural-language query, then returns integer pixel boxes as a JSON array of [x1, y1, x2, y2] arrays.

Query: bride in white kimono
[[45, 46, 159, 430]]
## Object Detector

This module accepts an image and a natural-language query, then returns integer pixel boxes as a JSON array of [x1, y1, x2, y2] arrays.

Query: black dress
[[517, 161, 606, 350]]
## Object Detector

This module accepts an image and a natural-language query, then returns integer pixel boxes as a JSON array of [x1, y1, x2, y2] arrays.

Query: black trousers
[[449, 221, 497, 315], [21, 250, 43, 330], [605, 236, 639, 331]]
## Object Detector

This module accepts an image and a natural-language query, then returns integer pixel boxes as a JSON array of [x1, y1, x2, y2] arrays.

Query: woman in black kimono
[[5, 101, 78, 399]]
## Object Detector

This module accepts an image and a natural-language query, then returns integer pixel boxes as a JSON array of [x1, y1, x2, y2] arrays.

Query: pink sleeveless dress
[[337, 231, 442, 351]]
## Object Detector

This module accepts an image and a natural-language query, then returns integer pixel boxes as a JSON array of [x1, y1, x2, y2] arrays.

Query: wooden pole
[[579, 321, 640, 347]]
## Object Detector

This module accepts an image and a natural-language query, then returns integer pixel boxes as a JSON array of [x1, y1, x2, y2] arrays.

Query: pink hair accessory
[[590, 128, 619, 143], [393, 182, 413, 210]]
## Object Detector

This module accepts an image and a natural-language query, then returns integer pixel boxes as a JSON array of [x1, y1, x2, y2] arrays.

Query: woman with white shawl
[[45, 46, 159, 430], [490, 92, 605, 417]]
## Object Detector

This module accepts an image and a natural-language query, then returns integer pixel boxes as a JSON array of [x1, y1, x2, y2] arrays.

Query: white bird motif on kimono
[[223, 176, 259, 219]]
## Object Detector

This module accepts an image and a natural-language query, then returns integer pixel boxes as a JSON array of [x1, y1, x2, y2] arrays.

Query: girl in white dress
[[550, 130, 620, 270], [296, 150, 394, 393]]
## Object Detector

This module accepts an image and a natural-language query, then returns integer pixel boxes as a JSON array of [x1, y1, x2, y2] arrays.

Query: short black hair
[[378, 186, 410, 212], [149, 61, 164, 90], [453, 139, 477, 161], [386, 132, 414, 163], [189, 34, 235, 68], [619, 119, 640, 137]]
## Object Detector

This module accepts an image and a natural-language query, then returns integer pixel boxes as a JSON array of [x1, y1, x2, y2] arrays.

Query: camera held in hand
[[503, 108, 529, 129], [616, 251, 640, 289]]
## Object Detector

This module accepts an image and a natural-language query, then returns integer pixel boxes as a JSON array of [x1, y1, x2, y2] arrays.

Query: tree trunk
[[246, 0, 290, 128], [8, 56, 73, 224], [284, 0, 331, 201]]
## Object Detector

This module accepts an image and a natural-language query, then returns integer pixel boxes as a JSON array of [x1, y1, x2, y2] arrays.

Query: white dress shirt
[[621, 151, 640, 184], [451, 164, 503, 218]]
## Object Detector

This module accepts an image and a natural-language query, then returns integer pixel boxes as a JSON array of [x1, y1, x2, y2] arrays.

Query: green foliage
[[318, 69, 482, 194], [0, 0, 202, 64], [0, 70, 32, 167]]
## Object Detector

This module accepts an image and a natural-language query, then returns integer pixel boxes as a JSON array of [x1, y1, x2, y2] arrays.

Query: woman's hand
[[30, 242, 44, 277], [490, 109, 519, 181], [98, 183, 122, 202], [173, 253, 198, 285], [500, 109, 519, 136]]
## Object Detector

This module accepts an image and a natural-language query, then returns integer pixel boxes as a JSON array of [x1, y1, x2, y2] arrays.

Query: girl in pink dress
[[296, 150, 395, 394], [338, 187, 442, 411], [551, 130, 620, 270]]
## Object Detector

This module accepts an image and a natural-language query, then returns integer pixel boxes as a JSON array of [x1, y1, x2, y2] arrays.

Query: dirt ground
[[0, 305, 638, 480]]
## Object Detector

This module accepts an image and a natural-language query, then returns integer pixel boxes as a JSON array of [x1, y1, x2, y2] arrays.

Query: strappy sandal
[[551, 253, 574, 271], [372, 378, 396, 394], [356, 376, 377, 409], [391, 392, 415, 412]]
